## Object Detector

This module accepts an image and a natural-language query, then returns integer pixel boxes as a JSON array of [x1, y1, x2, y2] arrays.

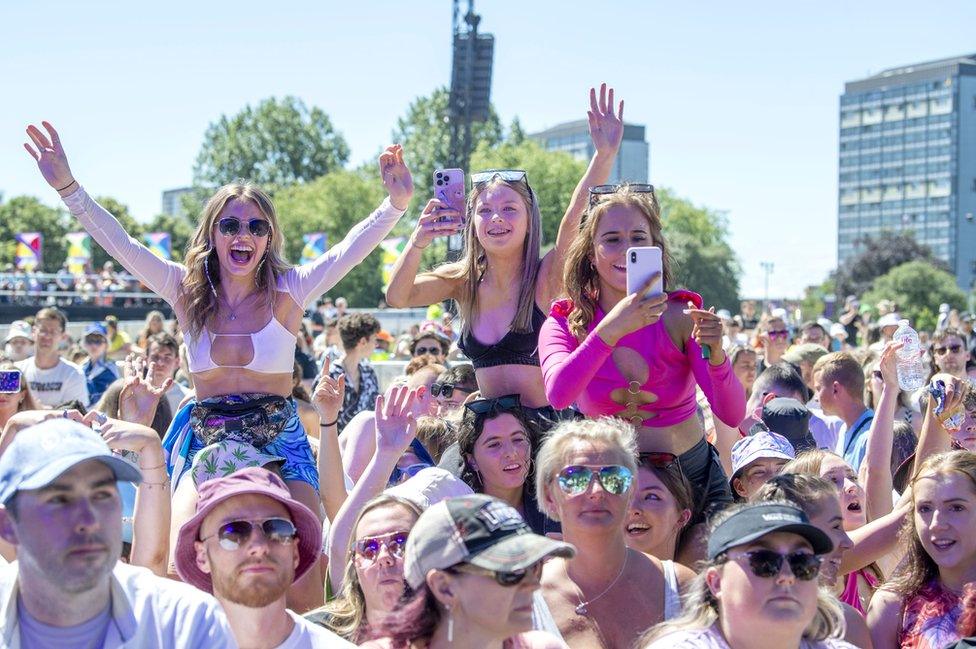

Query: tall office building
[[838, 53, 976, 288], [161, 187, 194, 218], [529, 120, 649, 183]]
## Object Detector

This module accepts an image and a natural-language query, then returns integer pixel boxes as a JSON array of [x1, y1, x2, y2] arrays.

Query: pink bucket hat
[[174, 466, 322, 593]]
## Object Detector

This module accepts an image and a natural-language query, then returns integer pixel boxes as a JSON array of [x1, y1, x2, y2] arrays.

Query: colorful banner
[[380, 237, 407, 290], [14, 233, 42, 271], [144, 232, 172, 260], [65, 232, 91, 275], [300, 233, 328, 265]]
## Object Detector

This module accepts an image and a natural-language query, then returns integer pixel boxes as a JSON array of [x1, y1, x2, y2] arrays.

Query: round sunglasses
[[728, 548, 822, 581], [556, 464, 634, 496], [201, 517, 297, 551], [354, 530, 410, 562], [217, 217, 272, 238]]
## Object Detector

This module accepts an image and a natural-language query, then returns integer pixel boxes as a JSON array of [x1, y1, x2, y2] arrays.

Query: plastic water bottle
[[892, 320, 925, 391]]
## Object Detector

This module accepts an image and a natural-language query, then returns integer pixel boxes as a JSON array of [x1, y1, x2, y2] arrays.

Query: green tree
[[90, 197, 143, 270], [193, 96, 350, 188], [832, 231, 947, 300], [508, 117, 526, 145], [145, 212, 196, 262], [0, 196, 68, 271], [469, 140, 586, 246], [862, 260, 965, 333], [391, 87, 503, 212], [273, 169, 389, 306], [657, 189, 741, 310]]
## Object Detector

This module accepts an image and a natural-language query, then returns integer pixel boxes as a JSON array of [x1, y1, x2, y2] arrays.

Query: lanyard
[[843, 413, 872, 458]]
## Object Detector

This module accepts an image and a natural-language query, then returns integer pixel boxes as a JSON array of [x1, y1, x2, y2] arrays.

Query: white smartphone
[[626, 246, 664, 298]]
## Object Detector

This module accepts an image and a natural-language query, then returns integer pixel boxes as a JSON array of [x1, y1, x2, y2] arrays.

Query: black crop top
[[458, 304, 546, 369]]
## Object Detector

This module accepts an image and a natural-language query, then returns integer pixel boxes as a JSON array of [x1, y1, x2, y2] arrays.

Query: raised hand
[[24, 121, 77, 194], [588, 83, 624, 155], [411, 199, 464, 250], [380, 144, 414, 211], [594, 272, 667, 346], [89, 411, 163, 460], [878, 341, 904, 389], [312, 373, 345, 423], [374, 385, 418, 457], [118, 353, 173, 426], [684, 306, 726, 364]]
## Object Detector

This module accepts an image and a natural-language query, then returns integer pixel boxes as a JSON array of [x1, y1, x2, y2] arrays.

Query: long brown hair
[[886, 451, 976, 597], [563, 186, 673, 341], [429, 176, 542, 334], [180, 182, 291, 338]]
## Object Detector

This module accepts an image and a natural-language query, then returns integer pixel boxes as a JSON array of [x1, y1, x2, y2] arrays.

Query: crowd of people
[[2, 87, 976, 648], [0, 262, 169, 309]]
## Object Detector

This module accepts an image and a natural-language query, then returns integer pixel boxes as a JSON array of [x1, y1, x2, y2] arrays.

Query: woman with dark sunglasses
[[457, 395, 559, 536], [639, 501, 854, 649], [385, 86, 624, 427], [24, 121, 415, 611], [539, 185, 746, 534], [533, 418, 693, 648], [362, 494, 574, 649]]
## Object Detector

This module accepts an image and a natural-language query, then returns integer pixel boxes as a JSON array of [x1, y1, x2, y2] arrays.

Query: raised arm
[[539, 84, 624, 303], [24, 122, 185, 303], [911, 373, 965, 477], [311, 373, 348, 522], [861, 343, 901, 520], [327, 386, 417, 591], [384, 198, 464, 308], [284, 145, 413, 307]]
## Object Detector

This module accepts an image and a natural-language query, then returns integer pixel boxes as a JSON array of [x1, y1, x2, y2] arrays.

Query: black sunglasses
[[200, 518, 297, 551], [588, 183, 656, 208], [431, 382, 473, 399], [448, 561, 540, 587], [217, 217, 272, 238], [464, 393, 521, 415], [729, 549, 822, 581], [935, 344, 964, 355], [639, 451, 679, 471], [413, 345, 443, 356]]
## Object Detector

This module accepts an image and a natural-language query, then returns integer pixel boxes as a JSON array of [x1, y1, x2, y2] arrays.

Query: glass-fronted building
[[838, 53, 976, 288], [529, 120, 649, 183]]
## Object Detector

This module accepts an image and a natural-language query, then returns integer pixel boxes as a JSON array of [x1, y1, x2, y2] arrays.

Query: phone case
[[433, 168, 466, 222], [626, 246, 664, 297], [0, 371, 21, 394]]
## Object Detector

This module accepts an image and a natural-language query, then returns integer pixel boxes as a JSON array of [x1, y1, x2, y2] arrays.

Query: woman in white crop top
[[25, 121, 414, 610]]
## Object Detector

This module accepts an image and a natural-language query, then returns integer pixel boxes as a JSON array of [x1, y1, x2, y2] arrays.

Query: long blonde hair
[[431, 176, 541, 334], [180, 182, 291, 338], [638, 501, 845, 646], [563, 186, 673, 341]]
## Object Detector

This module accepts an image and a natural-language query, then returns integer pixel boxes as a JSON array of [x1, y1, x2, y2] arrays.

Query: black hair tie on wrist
[[320, 418, 338, 428], [57, 179, 77, 192]]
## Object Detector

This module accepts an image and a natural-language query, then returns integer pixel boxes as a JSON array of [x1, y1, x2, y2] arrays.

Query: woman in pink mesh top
[[539, 185, 745, 528]]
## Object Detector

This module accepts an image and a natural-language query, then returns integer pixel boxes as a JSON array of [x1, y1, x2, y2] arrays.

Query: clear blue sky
[[3, 1, 975, 298]]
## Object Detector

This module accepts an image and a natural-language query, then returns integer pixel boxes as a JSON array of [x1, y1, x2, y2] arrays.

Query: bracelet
[[141, 480, 170, 488], [56, 179, 78, 192], [139, 462, 167, 471], [411, 240, 428, 251], [320, 418, 338, 428]]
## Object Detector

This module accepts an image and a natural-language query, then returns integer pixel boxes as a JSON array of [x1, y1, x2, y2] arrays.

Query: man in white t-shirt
[[176, 468, 353, 648], [15, 307, 88, 408]]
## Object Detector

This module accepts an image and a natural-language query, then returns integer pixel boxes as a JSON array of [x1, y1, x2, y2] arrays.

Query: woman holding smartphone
[[538, 185, 746, 530], [385, 85, 624, 425]]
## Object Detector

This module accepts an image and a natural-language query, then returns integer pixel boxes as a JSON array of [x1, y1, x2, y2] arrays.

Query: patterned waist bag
[[188, 394, 292, 448]]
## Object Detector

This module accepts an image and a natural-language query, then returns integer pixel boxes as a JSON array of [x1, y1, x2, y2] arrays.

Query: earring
[[203, 255, 218, 298], [446, 604, 454, 643]]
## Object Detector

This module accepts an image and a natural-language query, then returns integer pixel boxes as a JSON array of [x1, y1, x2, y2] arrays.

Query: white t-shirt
[[643, 625, 858, 649], [15, 357, 89, 408], [277, 611, 354, 648], [165, 382, 189, 415]]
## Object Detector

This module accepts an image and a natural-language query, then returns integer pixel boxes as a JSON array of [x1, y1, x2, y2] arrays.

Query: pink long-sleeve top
[[62, 186, 404, 374], [539, 292, 746, 428]]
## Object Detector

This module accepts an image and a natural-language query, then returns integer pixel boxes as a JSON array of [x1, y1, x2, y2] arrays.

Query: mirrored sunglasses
[[639, 451, 679, 471], [201, 517, 297, 551], [556, 464, 634, 496], [587, 183, 656, 208], [355, 530, 410, 562], [470, 169, 527, 185], [217, 217, 272, 237]]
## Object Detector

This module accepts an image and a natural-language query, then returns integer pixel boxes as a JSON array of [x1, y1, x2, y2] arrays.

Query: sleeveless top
[[838, 568, 879, 615], [458, 303, 546, 369], [899, 580, 963, 649]]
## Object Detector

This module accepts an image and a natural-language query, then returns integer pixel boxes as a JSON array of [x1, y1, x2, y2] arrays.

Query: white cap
[[4, 321, 31, 343], [730, 431, 795, 483], [830, 323, 847, 339], [385, 467, 474, 511], [877, 313, 902, 329]]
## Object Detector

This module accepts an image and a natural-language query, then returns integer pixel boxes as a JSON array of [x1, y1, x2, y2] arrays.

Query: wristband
[[320, 418, 339, 428], [411, 240, 428, 251], [57, 179, 78, 192]]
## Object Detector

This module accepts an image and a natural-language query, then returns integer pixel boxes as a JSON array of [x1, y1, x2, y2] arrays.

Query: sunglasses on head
[[470, 169, 528, 185], [464, 393, 521, 415], [728, 548, 822, 581], [354, 530, 409, 562], [389, 462, 431, 485], [200, 518, 297, 551], [413, 345, 442, 356], [431, 382, 471, 399], [587, 183, 656, 208], [639, 451, 679, 471], [217, 217, 272, 238], [447, 561, 541, 587], [767, 329, 789, 341], [556, 464, 634, 496], [935, 344, 964, 356]]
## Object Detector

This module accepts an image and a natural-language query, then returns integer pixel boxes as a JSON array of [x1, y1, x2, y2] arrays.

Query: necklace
[[574, 552, 628, 616], [219, 292, 254, 321]]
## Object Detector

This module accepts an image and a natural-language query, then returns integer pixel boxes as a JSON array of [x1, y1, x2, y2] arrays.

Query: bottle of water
[[893, 320, 925, 391]]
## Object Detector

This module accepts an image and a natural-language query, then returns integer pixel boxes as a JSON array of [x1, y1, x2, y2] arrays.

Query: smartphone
[[0, 370, 21, 394], [626, 246, 664, 298], [433, 168, 465, 223]]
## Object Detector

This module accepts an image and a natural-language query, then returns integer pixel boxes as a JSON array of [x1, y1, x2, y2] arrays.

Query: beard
[[209, 549, 295, 608]]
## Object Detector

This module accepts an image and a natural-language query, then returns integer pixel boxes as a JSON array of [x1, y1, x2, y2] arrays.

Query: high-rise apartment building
[[529, 120, 649, 183], [838, 54, 976, 288], [161, 187, 194, 218]]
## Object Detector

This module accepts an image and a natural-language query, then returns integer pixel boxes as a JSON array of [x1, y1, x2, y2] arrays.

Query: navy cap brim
[[2, 452, 142, 503], [468, 531, 575, 573], [710, 521, 832, 560]]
